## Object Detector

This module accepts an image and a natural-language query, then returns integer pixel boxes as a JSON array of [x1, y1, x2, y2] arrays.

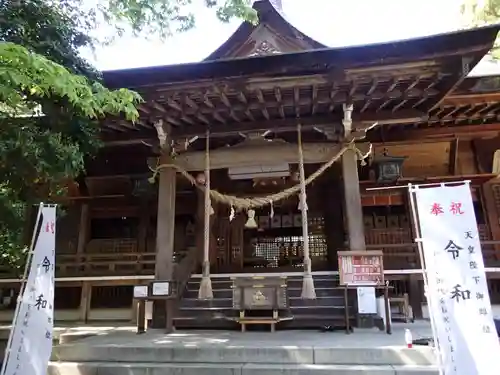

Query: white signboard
[[152, 281, 170, 296], [133, 285, 148, 298], [413, 183, 500, 375], [356, 287, 377, 314], [1, 205, 56, 375]]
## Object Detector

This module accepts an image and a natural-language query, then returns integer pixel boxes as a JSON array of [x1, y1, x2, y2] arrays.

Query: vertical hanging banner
[[412, 183, 500, 375], [2, 204, 56, 375]]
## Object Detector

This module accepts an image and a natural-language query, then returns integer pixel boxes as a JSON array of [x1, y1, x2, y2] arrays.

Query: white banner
[[413, 183, 500, 375], [2, 205, 56, 375]]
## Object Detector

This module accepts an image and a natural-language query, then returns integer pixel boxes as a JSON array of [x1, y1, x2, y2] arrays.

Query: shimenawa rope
[[148, 140, 367, 210], [149, 131, 369, 300]]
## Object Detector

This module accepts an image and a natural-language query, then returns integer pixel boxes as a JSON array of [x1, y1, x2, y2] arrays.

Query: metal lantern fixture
[[371, 149, 407, 183]]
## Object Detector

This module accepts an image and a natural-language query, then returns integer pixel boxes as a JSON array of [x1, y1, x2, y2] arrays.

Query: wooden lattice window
[[245, 215, 328, 268]]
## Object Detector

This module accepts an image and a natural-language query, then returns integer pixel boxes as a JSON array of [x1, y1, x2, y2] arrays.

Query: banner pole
[[0, 203, 44, 375], [407, 185, 444, 375]]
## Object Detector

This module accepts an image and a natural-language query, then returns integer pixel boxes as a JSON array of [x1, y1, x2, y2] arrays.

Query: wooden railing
[[86, 238, 138, 253], [56, 251, 156, 276], [1, 231, 500, 279], [365, 224, 500, 269]]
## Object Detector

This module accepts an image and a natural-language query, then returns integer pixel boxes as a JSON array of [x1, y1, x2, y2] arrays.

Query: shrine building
[[2, 0, 500, 329]]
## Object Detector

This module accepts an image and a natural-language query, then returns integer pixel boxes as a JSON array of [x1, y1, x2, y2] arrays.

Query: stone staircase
[[49, 328, 439, 375], [174, 273, 357, 329]]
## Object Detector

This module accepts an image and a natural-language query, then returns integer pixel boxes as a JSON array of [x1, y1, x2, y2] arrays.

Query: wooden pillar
[[76, 204, 90, 275], [76, 204, 89, 254], [408, 275, 423, 319], [79, 281, 92, 322], [151, 159, 176, 330], [342, 146, 373, 328], [341, 148, 365, 251], [137, 203, 149, 272], [321, 169, 345, 269], [406, 194, 423, 319], [138, 205, 148, 252]]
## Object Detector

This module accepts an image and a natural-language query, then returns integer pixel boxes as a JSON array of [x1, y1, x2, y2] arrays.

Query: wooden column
[[341, 148, 365, 251], [406, 194, 423, 319], [342, 146, 373, 329], [137, 203, 149, 273], [79, 281, 92, 322], [151, 158, 176, 330], [76, 204, 89, 254], [321, 169, 345, 269], [408, 275, 423, 319]]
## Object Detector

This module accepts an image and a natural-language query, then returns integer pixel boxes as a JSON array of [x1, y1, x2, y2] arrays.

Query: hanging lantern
[[371, 149, 407, 183], [245, 209, 258, 228]]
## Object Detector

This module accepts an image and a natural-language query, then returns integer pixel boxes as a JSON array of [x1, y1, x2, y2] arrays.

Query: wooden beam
[[445, 92, 500, 105], [170, 110, 426, 140], [375, 123, 500, 142], [427, 57, 472, 112], [103, 138, 156, 147], [161, 142, 372, 171], [360, 173, 496, 187]]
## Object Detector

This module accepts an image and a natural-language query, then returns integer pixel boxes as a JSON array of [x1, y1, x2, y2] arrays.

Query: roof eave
[[102, 24, 500, 90]]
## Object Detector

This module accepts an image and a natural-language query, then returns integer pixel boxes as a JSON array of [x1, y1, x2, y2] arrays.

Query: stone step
[[176, 305, 352, 316], [182, 287, 345, 300], [186, 277, 339, 290], [180, 295, 347, 308], [52, 344, 436, 366], [48, 362, 439, 375]]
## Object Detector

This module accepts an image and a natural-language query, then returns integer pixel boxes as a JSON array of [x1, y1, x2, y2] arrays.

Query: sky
[[83, 0, 497, 74]]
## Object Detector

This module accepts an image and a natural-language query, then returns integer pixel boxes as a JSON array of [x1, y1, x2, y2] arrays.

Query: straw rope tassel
[[198, 130, 213, 299], [298, 123, 316, 299]]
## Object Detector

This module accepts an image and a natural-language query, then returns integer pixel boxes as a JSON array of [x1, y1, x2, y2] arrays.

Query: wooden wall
[[373, 141, 452, 177], [372, 139, 481, 179]]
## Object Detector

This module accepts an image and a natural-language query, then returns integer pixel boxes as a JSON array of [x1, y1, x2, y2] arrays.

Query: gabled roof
[[205, 0, 326, 60], [104, 25, 498, 89], [101, 24, 500, 142]]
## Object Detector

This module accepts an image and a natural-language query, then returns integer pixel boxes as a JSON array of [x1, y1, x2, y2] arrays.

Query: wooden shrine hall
[[2, 0, 500, 330]]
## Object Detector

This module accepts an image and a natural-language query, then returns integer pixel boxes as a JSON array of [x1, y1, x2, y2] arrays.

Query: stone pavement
[[49, 322, 440, 375]]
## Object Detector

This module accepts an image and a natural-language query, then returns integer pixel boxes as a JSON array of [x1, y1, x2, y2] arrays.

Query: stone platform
[[49, 322, 439, 375]]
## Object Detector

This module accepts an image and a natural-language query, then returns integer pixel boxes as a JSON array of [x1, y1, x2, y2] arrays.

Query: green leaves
[[0, 0, 257, 269], [0, 42, 142, 119], [0, 1, 144, 268], [94, 0, 256, 40]]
